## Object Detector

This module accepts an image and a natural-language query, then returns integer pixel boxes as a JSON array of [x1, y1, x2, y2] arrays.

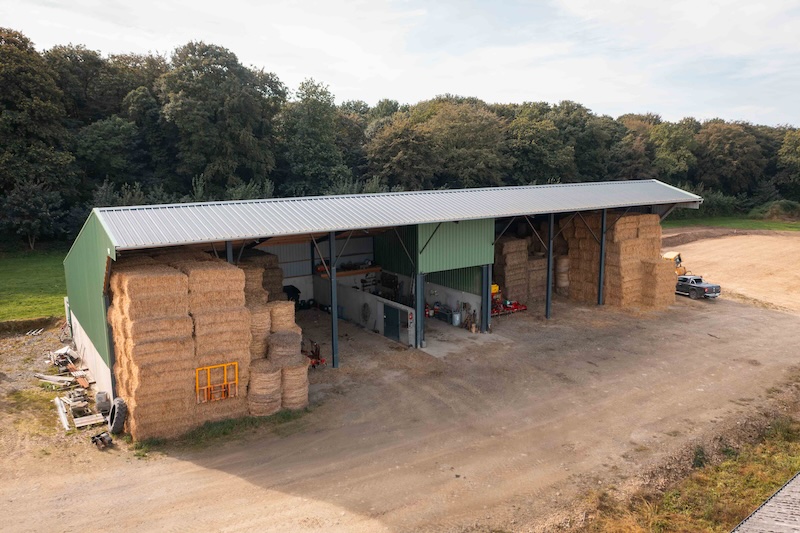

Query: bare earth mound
[[670, 234, 800, 312]]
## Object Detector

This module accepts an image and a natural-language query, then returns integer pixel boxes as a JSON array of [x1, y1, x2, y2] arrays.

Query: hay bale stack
[[248, 358, 282, 416], [641, 259, 676, 309], [563, 213, 671, 308], [108, 261, 197, 441], [494, 237, 530, 304], [248, 304, 271, 360], [240, 252, 284, 299], [262, 267, 286, 301], [281, 363, 309, 410], [527, 257, 548, 302], [266, 300, 295, 332], [170, 260, 246, 312], [150, 248, 216, 264], [191, 306, 252, 424], [194, 355, 249, 423], [241, 252, 280, 268], [267, 330, 303, 366], [110, 264, 189, 320], [240, 265, 269, 305]]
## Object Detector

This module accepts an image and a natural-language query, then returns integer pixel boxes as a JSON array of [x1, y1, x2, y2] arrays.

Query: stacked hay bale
[[493, 237, 530, 304], [241, 252, 287, 301], [267, 301, 308, 411], [641, 259, 678, 308], [562, 213, 674, 309], [167, 259, 252, 424], [241, 264, 269, 305], [527, 257, 548, 303], [248, 304, 271, 361], [107, 256, 196, 440], [247, 301, 308, 416], [247, 359, 282, 416]]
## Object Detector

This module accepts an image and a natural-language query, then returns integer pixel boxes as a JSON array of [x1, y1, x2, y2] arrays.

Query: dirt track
[[672, 234, 800, 312], [3, 231, 800, 532]]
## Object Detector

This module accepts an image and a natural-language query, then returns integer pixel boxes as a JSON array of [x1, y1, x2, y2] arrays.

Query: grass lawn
[[663, 217, 800, 231], [0, 245, 68, 321], [589, 418, 800, 532]]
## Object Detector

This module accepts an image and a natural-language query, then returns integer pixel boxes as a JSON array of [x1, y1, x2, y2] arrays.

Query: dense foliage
[[1, 28, 798, 248]]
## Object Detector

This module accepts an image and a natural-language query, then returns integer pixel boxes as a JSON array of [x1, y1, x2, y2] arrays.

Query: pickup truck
[[676, 275, 721, 299]]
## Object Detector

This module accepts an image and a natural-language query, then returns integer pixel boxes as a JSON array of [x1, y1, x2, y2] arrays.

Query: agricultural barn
[[64, 180, 701, 440]]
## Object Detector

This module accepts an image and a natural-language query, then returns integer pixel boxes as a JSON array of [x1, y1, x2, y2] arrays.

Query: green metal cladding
[[373, 226, 417, 277], [64, 211, 115, 366], [374, 219, 493, 295], [417, 219, 494, 273], [427, 267, 482, 294]]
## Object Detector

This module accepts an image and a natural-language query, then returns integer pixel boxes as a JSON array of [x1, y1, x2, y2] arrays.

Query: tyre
[[689, 289, 699, 300], [108, 397, 127, 434]]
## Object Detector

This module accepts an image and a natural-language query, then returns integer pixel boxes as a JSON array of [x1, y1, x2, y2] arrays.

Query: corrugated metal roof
[[732, 471, 800, 532], [95, 179, 702, 250]]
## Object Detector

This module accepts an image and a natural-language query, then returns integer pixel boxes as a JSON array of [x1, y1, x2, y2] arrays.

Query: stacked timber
[[561, 213, 674, 309], [493, 237, 530, 304], [107, 255, 196, 441]]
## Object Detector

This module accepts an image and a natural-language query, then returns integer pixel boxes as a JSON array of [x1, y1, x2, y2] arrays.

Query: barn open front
[[63, 181, 702, 441]]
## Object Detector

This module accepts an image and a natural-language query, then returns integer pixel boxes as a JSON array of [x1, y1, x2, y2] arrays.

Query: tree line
[[2, 27, 799, 249]]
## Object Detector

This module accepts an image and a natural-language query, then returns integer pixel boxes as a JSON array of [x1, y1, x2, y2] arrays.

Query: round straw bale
[[266, 301, 295, 332], [249, 358, 282, 395], [281, 364, 309, 410], [248, 400, 282, 417], [268, 351, 306, 368], [267, 330, 302, 356]]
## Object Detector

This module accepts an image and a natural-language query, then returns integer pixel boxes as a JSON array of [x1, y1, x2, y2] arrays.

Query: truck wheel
[[689, 289, 699, 300], [108, 397, 127, 434]]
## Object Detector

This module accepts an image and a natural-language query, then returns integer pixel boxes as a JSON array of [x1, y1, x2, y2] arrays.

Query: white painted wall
[[69, 301, 114, 396], [394, 273, 483, 326], [312, 276, 415, 346]]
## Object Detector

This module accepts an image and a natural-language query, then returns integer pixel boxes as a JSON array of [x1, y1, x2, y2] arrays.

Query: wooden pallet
[[74, 413, 105, 429], [67, 363, 90, 388]]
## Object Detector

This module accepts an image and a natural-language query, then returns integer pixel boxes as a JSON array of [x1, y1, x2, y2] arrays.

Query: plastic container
[[451, 311, 462, 327]]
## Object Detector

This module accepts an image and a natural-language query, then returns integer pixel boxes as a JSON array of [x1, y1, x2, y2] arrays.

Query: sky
[[3, 0, 799, 126]]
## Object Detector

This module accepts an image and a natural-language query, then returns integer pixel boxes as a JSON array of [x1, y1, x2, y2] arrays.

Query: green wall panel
[[417, 219, 494, 274], [64, 211, 115, 366], [427, 266, 482, 294], [374, 226, 417, 277]]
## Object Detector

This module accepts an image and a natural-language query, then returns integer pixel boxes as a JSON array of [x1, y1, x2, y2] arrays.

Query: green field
[[0, 246, 67, 321], [663, 217, 800, 231]]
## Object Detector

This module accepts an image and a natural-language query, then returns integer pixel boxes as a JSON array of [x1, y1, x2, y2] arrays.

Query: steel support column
[[329, 232, 339, 368], [545, 213, 554, 319], [598, 209, 608, 305], [415, 272, 425, 348], [225, 241, 234, 263], [480, 264, 491, 333]]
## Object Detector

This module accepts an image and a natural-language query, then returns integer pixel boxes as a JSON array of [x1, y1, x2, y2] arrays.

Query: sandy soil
[[2, 232, 800, 532], [671, 233, 800, 312]]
